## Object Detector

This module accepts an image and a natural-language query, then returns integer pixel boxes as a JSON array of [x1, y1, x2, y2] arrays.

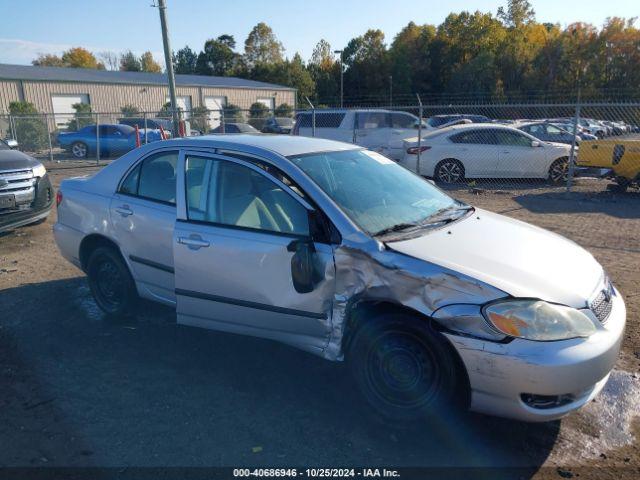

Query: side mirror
[[531, 140, 541, 148], [287, 238, 317, 294], [6, 139, 18, 149]]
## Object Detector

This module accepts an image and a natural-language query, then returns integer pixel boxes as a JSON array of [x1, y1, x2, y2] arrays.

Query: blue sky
[[1, 0, 637, 66]]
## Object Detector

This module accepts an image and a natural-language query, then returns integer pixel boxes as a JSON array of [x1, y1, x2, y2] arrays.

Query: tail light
[[56, 190, 63, 208], [407, 146, 431, 155]]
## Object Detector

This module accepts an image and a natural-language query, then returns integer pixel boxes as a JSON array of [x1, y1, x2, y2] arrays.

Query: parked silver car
[[54, 135, 625, 423]]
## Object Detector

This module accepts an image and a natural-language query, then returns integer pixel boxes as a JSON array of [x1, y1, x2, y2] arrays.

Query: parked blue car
[[58, 124, 164, 158]]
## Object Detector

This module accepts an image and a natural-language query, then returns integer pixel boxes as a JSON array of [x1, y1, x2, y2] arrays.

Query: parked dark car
[[209, 123, 260, 134], [261, 117, 295, 134], [119, 117, 174, 137], [0, 139, 54, 233], [58, 124, 164, 158]]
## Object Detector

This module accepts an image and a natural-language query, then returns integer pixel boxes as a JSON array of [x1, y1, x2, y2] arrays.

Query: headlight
[[482, 300, 597, 341], [32, 164, 47, 178]]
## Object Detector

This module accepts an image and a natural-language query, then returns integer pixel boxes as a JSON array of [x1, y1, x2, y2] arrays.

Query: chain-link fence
[[2, 100, 639, 193]]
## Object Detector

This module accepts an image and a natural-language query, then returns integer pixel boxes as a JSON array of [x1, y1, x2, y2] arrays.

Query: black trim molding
[[175, 288, 326, 319], [129, 255, 175, 274]]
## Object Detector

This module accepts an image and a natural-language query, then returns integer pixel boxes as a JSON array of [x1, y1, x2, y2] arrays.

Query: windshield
[[289, 149, 460, 235]]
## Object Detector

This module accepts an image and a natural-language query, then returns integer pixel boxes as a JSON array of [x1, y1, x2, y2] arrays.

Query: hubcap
[[72, 144, 87, 157], [550, 160, 568, 182], [366, 331, 440, 409], [438, 162, 462, 183]]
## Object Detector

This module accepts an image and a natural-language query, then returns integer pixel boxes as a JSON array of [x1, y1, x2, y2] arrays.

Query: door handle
[[178, 235, 210, 249], [115, 205, 133, 217]]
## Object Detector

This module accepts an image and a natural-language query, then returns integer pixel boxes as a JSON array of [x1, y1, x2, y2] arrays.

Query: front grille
[[590, 281, 614, 324]]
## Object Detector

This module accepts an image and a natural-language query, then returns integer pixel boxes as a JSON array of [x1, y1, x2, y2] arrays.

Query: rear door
[[173, 152, 336, 353], [109, 150, 179, 304], [355, 112, 392, 154], [387, 112, 419, 160]]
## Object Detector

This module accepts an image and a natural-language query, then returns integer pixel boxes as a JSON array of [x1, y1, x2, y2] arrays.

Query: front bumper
[[0, 174, 53, 233], [444, 289, 626, 422]]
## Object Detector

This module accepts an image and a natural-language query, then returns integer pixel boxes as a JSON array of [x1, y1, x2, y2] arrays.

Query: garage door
[[51, 94, 90, 129], [165, 96, 192, 118], [204, 96, 226, 130]]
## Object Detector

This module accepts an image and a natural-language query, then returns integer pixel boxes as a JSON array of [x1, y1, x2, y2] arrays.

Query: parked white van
[[292, 109, 424, 160]]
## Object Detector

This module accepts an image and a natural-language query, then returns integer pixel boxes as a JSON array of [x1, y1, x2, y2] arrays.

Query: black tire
[[71, 142, 88, 159], [87, 246, 138, 317], [434, 159, 465, 184], [608, 177, 630, 193], [347, 313, 462, 424], [548, 157, 569, 185]]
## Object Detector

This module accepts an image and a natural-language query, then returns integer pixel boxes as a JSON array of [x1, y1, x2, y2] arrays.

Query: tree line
[[30, 0, 640, 105]]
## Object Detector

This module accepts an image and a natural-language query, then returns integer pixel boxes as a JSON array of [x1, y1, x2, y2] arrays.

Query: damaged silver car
[[54, 135, 625, 423]]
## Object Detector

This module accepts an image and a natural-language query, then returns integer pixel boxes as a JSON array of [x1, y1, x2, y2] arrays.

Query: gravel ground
[[0, 162, 638, 479]]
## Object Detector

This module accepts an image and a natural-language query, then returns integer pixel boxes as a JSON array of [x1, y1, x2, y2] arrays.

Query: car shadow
[[513, 189, 640, 219], [0, 277, 560, 477]]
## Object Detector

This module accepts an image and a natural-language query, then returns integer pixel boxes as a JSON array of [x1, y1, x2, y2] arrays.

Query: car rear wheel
[[71, 142, 88, 159], [87, 247, 138, 317], [548, 157, 569, 184], [348, 313, 462, 424], [434, 159, 465, 184]]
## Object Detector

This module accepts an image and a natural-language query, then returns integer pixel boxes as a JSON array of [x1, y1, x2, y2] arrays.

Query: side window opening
[[118, 151, 178, 205], [185, 156, 310, 237]]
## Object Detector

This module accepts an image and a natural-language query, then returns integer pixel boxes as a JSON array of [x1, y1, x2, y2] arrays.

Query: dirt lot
[[0, 162, 639, 479]]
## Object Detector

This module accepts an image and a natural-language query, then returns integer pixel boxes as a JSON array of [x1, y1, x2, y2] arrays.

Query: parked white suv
[[292, 109, 423, 160], [401, 123, 573, 183]]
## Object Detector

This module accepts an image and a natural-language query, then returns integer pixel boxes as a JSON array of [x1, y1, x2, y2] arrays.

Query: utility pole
[[389, 76, 393, 107], [334, 50, 344, 108], [156, 0, 180, 136]]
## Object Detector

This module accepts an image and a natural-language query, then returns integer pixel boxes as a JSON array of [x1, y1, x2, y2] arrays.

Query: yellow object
[[577, 140, 640, 187]]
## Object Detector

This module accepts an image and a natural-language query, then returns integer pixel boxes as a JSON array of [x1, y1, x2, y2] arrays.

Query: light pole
[[155, 0, 180, 136], [334, 50, 344, 108]]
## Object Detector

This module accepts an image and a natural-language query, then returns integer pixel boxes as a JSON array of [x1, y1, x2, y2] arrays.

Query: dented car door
[[173, 151, 336, 355]]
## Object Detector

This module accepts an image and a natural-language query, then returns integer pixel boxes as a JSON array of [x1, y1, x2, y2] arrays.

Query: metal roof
[[0, 63, 296, 91]]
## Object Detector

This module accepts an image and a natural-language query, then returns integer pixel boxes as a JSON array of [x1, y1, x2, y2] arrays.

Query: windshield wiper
[[420, 205, 474, 225], [372, 222, 420, 237]]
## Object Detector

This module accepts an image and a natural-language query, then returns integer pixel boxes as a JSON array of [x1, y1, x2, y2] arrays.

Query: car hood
[[0, 150, 41, 171], [387, 208, 603, 308]]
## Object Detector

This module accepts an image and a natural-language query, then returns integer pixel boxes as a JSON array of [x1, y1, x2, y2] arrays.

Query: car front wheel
[[434, 159, 465, 183], [548, 157, 569, 184], [87, 247, 138, 317], [71, 142, 88, 158], [348, 313, 462, 424]]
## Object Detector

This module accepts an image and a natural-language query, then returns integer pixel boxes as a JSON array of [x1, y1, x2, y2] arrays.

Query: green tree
[[8, 101, 49, 151], [249, 102, 270, 118], [140, 51, 162, 73], [274, 103, 293, 117], [308, 39, 339, 102], [221, 104, 242, 122], [120, 50, 142, 72], [173, 46, 198, 74], [196, 35, 239, 76], [190, 106, 210, 133], [120, 104, 140, 117], [497, 0, 536, 28], [67, 103, 93, 131], [343, 29, 390, 100], [32, 54, 65, 67], [244, 22, 284, 68]]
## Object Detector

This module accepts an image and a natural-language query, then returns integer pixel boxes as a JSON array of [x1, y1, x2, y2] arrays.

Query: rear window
[[296, 113, 346, 128]]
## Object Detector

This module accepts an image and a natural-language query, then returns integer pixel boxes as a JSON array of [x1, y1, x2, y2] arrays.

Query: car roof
[[160, 134, 361, 157]]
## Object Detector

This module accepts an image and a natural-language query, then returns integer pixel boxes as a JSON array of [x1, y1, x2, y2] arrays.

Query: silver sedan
[[54, 135, 625, 423]]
